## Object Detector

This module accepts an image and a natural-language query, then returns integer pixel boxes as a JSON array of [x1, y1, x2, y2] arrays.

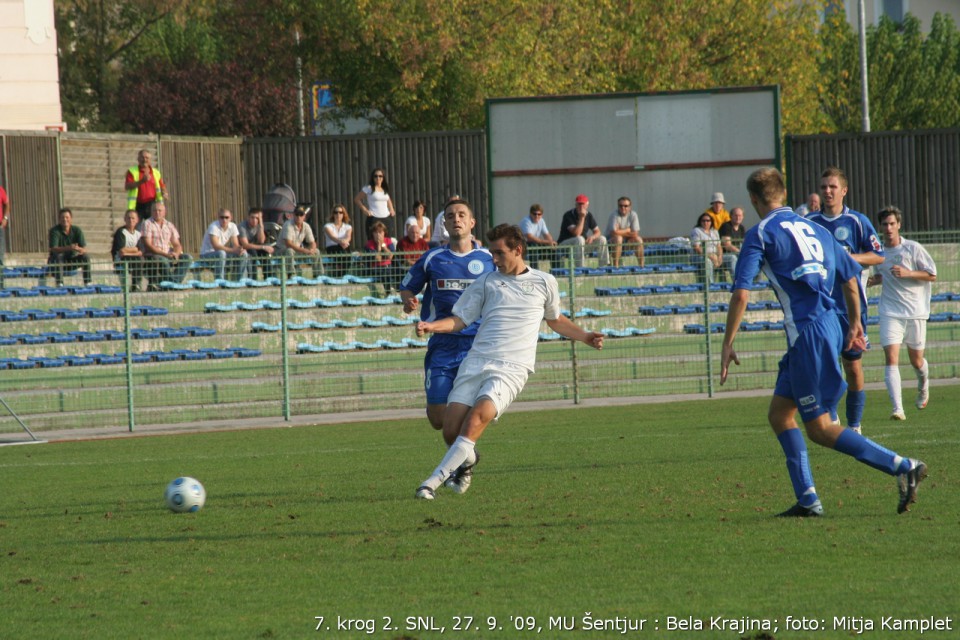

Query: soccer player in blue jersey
[[806, 167, 884, 433], [720, 168, 927, 517], [399, 198, 495, 490]]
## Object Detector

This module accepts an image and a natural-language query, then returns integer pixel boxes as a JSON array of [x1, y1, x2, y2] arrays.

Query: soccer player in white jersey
[[721, 168, 927, 517], [866, 206, 937, 420], [807, 166, 884, 434], [412, 224, 604, 500]]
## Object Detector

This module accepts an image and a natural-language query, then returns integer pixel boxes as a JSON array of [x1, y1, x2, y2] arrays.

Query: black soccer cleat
[[776, 500, 824, 518], [897, 459, 928, 514]]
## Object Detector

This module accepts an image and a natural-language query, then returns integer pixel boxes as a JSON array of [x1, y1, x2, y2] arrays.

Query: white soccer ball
[[164, 476, 206, 513]]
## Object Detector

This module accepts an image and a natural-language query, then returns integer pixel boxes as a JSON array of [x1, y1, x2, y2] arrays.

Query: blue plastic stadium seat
[[0, 336, 17, 346]]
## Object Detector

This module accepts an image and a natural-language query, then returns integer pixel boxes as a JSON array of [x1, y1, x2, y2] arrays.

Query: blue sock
[[834, 429, 908, 475], [777, 429, 819, 506], [846, 389, 866, 428]]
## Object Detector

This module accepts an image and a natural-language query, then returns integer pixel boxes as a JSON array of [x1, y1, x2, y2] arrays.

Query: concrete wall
[[0, 0, 64, 131]]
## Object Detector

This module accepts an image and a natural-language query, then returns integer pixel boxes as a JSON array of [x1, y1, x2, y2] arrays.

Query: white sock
[[421, 436, 475, 491], [915, 359, 929, 390], [885, 365, 903, 411]]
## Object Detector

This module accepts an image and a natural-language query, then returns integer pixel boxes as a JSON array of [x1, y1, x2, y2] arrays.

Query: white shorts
[[879, 316, 927, 350], [447, 355, 529, 418]]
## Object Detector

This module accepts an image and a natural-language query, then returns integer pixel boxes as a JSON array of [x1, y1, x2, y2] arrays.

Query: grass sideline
[[1, 389, 956, 640]]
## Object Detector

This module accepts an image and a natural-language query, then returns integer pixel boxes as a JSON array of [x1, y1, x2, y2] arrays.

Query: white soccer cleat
[[916, 384, 929, 410], [850, 426, 862, 434], [890, 410, 906, 421], [415, 485, 435, 500]]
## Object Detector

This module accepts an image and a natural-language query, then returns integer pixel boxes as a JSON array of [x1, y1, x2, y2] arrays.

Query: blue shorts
[[838, 311, 869, 360], [774, 313, 847, 423], [424, 333, 475, 405]]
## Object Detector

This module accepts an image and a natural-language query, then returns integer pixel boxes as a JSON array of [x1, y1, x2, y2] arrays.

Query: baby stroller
[[261, 181, 312, 242]]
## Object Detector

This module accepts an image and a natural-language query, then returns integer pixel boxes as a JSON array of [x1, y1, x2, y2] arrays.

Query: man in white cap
[[704, 192, 730, 230]]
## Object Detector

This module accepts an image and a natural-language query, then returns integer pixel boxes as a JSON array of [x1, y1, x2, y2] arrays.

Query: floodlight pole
[[858, 0, 871, 132]]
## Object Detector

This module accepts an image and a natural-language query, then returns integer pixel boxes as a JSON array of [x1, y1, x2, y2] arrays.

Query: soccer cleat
[[890, 410, 906, 421], [897, 460, 928, 514], [850, 426, 862, 434], [776, 500, 824, 518], [444, 450, 479, 495], [916, 384, 929, 410], [415, 485, 435, 500]]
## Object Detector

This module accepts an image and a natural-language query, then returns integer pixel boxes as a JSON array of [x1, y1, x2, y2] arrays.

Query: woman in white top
[[690, 212, 722, 282], [354, 167, 396, 239], [323, 204, 353, 278], [404, 199, 431, 241]]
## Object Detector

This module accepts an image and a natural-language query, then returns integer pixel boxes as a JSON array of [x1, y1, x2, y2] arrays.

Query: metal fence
[[786, 129, 960, 230], [1, 234, 957, 438]]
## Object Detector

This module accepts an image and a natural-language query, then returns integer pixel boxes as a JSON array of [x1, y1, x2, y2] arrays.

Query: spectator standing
[[605, 196, 644, 268], [0, 184, 8, 288], [718, 206, 746, 280], [279, 205, 322, 278], [519, 203, 557, 267], [557, 194, 609, 268], [354, 168, 396, 238], [47, 208, 92, 286], [404, 200, 431, 242], [794, 192, 820, 217], [111, 209, 144, 290], [690, 212, 722, 283], [720, 167, 927, 518], [199, 209, 247, 281], [322, 204, 353, 278], [238, 207, 275, 280], [807, 166, 884, 433], [124, 149, 167, 221], [397, 221, 430, 267], [704, 192, 730, 230], [142, 202, 193, 290], [866, 206, 938, 420]]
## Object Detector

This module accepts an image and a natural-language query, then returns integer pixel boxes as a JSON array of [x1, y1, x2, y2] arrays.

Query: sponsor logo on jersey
[[799, 395, 817, 406], [467, 259, 485, 275], [869, 234, 882, 252], [436, 278, 474, 291]]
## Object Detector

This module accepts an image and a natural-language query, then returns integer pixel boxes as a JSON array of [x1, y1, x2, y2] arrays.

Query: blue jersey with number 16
[[734, 207, 861, 347]]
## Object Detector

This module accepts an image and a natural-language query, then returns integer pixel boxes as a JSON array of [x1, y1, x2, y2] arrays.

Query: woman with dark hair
[[322, 204, 353, 278], [690, 211, 723, 283], [354, 167, 396, 239], [404, 199, 430, 242]]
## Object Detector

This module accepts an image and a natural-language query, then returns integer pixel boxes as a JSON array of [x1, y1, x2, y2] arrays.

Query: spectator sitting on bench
[[238, 207, 275, 279], [47, 207, 92, 286], [112, 208, 145, 291], [279, 205, 322, 278], [364, 220, 402, 291], [199, 208, 247, 281], [142, 201, 193, 290]]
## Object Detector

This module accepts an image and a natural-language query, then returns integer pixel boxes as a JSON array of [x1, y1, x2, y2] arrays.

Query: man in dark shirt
[[556, 193, 609, 268], [719, 206, 747, 281], [47, 207, 92, 286]]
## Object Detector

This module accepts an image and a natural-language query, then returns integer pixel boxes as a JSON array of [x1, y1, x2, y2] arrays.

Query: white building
[[0, 0, 63, 131], [831, 0, 960, 32]]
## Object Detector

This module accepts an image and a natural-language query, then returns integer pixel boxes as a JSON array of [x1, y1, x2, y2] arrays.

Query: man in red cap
[[556, 193, 608, 268]]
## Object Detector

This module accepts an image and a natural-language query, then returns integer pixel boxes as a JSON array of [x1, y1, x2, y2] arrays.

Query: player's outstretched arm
[[720, 288, 749, 385], [416, 316, 466, 337], [545, 315, 604, 350]]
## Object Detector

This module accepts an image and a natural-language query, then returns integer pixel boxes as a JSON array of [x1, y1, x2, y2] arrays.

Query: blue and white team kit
[[734, 207, 862, 422], [399, 245, 496, 404], [805, 206, 883, 359]]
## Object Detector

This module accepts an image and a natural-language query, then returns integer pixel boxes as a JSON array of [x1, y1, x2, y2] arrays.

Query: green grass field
[[1, 389, 957, 639]]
